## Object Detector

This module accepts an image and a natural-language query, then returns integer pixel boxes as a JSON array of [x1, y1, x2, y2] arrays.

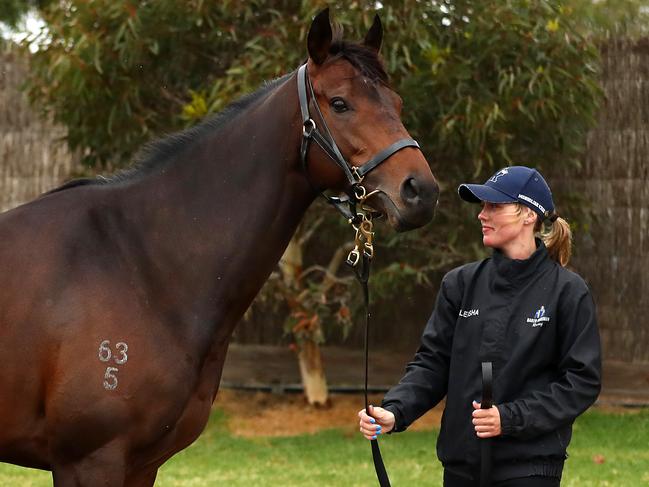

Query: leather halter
[[297, 63, 420, 223], [298, 62, 408, 487]]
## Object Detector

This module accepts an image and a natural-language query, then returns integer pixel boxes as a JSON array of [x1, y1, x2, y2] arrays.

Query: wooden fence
[[566, 38, 649, 363], [1, 39, 647, 363], [0, 45, 82, 212]]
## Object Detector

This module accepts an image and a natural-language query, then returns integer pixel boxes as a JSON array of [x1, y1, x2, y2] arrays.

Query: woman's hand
[[358, 405, 395, 440], [471, 400, 501, 438]]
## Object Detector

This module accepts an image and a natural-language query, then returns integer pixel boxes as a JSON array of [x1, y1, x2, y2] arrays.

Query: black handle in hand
[[480, 361, 493, 487]]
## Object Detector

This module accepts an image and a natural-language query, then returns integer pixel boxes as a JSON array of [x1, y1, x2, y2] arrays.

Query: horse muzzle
[[371, 177, 439, 232]]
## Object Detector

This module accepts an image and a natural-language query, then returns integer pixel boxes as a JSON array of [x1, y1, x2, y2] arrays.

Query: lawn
[[1, 407, 647, 486]]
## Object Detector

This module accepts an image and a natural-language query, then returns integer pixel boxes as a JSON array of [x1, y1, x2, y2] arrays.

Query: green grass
[[1, 408, 647, 486]]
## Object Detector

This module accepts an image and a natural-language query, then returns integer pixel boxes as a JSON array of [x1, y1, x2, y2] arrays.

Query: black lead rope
[[480, 362, 493, 487], [352, 253, 391, 487], [297, 62, 425, 487]]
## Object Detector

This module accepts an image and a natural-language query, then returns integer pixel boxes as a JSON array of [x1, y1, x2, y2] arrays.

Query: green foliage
[[404, 1, 600, 173], [19, 0, 617, 341], [568, 0, 649, 38], [0, 0, 51, 29], [26, 0, 306, 165], [24, 0, 607, 171], [0, 0, 28, 29]]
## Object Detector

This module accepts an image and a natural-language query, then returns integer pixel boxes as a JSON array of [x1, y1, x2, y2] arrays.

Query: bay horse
[[0, 9, 438, 486]]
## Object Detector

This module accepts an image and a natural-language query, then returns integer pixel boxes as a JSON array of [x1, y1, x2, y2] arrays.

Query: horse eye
[[330, 97, 349, 113]]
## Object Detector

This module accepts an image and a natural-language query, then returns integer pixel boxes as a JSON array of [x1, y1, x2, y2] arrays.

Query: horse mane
[[329, 37, 389, 85], [46, 36, 388, 195], [45, 74, 291, 194]]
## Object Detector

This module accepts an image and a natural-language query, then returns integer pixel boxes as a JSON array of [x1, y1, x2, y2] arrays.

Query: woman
[[358, 166, 601, 486]]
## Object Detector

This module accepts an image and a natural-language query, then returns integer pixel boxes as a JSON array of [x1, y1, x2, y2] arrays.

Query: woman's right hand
[[358, 405, 395, 440]]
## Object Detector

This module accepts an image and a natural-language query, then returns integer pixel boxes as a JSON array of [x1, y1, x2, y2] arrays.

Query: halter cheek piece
[[297, 63, 420, 231], [298, 63, 420, 487]]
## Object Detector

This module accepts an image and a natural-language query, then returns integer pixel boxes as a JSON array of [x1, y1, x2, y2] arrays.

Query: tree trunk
[[296, 337, 328, 406], [280, 232, 329, 405], [279, 236, 302, 288]]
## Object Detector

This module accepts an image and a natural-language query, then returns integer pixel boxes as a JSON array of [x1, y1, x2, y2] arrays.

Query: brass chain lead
[[346, 185, 378, 267]]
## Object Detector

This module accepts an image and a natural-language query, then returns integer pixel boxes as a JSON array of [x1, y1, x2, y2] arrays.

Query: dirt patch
[[214, 389, 646, 438], [214, 389, 443, 438]]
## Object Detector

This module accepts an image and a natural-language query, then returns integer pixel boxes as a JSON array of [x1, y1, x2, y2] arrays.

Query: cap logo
[[489, 168, 508, 183]]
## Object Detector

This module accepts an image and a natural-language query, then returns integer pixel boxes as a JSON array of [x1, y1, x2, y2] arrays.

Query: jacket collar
[[491, 238, 549, 283]]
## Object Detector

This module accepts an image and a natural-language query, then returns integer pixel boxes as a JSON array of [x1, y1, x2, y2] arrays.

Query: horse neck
[[117, 73, 315, 341]]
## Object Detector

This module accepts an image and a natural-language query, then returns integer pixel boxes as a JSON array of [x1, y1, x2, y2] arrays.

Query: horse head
[[301, 9, 439, 232]]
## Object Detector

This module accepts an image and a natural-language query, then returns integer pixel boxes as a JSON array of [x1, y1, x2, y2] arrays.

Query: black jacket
[[382, 241, 601, 478]]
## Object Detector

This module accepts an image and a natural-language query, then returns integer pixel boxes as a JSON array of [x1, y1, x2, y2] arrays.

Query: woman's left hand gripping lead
[[472, 400, 502, 438]]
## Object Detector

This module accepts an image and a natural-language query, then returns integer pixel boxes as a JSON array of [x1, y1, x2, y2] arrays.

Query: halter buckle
[[347, 247, 361, 267], [353, 184, 367, 201], [352, 166, 365, 183], [363, 242, 374, 259], [303, 119, 316, 137]]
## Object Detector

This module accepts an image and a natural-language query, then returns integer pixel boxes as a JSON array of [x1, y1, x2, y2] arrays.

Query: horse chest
[[137, 344, 226, 464]]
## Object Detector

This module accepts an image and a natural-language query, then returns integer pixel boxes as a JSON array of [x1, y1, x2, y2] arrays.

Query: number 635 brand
[[98, 340, 129, 390]]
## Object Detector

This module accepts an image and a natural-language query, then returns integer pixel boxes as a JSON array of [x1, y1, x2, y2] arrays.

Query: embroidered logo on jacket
[[527, 306, 550, 327], [459, 309, 480, 318]]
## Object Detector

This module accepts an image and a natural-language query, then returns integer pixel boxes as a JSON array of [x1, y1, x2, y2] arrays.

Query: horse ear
[[363, 14, 383, 53], [307, 8, 332, 65]]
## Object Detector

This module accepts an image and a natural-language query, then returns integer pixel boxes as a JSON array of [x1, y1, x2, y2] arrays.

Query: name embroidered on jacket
[[527, 305, 550, 327], [459, 309, 479, 318]]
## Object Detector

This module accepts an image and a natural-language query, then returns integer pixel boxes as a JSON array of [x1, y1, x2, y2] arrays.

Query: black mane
[[329, 38, 389, 85], [129, 74, 292, 179], [46, 74, 291, 194], [47, 38, 388, 195]]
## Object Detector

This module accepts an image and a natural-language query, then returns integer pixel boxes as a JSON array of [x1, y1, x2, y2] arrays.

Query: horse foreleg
[[51, 440, 127, 487]]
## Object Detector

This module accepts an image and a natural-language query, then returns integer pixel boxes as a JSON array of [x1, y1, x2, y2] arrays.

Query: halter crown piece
[[297, 64, 421, 268], [298, 63, 412, 487]]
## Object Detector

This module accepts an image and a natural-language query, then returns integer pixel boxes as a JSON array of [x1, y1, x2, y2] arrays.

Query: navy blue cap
[[458, 166, 556, 220]]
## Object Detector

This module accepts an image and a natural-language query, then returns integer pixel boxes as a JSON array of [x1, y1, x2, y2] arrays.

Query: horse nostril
[[401, 177, 420, 202]]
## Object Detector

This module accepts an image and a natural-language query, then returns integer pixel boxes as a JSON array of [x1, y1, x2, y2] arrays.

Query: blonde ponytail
[[539, 217, 572, 267]]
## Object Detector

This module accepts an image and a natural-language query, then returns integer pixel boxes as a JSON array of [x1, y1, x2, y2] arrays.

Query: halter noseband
[[297, 64, 421, 226], [297, 63, 401, 487]]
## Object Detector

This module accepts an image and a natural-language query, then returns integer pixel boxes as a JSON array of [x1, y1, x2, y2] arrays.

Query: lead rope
[[345, 200, 392, 487], [297, 63, 419, 487], [480, 362, 493, 487]]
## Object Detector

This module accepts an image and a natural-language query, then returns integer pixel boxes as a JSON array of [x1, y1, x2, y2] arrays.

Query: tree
[[19, 0, 617, 403], [0, 0, 51, 29]]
